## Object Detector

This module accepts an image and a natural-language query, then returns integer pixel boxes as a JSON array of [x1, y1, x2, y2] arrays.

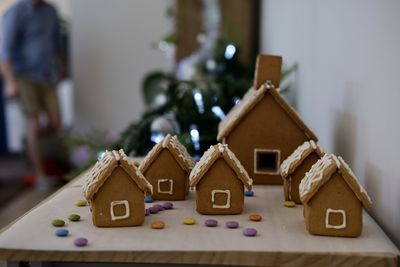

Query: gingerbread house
[[83, 149, 153, 227], [139, 134, 195, 200], [299, 154, 372, 237], [217, 55, 318, 185], [280, 140, 325, 204], [189, 143, 253, 215]]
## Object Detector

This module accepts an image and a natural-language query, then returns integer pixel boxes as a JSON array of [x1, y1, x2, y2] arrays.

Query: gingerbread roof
[[299, 154, 372, 209], [280, 140, 325, 179], [83, 149, 153, 200], [217, 81, 318, 141], [139, 134, 195, 174], [189, 143, 253, 190]]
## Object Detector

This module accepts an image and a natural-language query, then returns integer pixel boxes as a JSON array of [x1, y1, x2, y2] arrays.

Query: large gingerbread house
[[189, 143, 253, 215], [217, 55, 317, 185], [299, 154, 372, 237], [139, 134, 195, 200], [83, 149, 153, 227], [280, 140, 325, 204]]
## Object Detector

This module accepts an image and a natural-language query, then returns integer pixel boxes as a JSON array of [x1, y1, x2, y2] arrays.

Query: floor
[[0, 154, 60, 267]]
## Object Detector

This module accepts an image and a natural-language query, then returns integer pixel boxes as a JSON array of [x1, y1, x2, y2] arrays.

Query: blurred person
[[0, 0, 65, 190]]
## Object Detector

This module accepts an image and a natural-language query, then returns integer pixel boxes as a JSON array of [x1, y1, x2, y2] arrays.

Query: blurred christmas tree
[[115, 1, 252, 157]]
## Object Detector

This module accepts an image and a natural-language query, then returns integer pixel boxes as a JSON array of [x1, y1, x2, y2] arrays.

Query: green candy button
[[68, 214, 81, 222], [52, 219, 65, 227]]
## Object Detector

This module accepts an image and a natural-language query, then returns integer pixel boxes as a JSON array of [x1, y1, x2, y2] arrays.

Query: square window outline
[[157, 179, 174, 195], [110, 200, 130, 221], [254, 149, 281, 175], [325, 208, 347, 229], [211, 189, 231, 209]]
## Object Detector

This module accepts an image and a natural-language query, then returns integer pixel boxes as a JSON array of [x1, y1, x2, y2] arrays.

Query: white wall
[[70, 0, 171, 134], [261, 0, 400, 246]]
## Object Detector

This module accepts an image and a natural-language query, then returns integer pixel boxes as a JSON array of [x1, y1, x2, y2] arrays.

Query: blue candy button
[[55, 228, 69, 237], [144, 196, 154, 203], [245, 190, 254, 197]]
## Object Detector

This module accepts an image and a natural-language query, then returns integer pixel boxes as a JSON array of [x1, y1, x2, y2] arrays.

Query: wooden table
[[0, 173, 398, 267]]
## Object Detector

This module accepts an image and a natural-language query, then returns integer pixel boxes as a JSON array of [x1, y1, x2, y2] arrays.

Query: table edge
[[0, 249, 398, 266]]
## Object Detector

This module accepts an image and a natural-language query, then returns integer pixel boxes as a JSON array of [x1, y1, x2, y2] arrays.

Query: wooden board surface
[[0, 173, 398, 267]]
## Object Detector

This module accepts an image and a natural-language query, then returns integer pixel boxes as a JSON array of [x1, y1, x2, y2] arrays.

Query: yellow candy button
[[74, 199, 87, 207], [284, 200, 296, 207], [183, 217, 196, 225]]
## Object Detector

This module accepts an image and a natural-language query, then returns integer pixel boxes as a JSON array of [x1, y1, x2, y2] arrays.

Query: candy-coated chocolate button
[[144, 196, 154, 203], [52, 219, 65, 227], [55, 228, 69, 237], [152, 204, 165, 211], [225, 221, 239, 229], [245, 190, 254, 197], [68, 214, 80, 221], [183, 217, 196, 225], [74, 199, 87, 207], [243, 228, 257, 237], [205, 219, 218, 227], [74, 237, 88, 247], [284, 200, 296, 207], [148, 206, 159, 214], [151, 221, 165, 229], [162, 202, 173, 209], [249, 214, 262, 222]]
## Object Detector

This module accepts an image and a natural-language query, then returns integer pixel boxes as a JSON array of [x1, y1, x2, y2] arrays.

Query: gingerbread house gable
[[189, 144, 253, 190], [83, 149, 153, 200], [280, 140, 325, 179], [217, 82, 318, 142], [299, 154, 372, 209], [139, 134, 195, 175]]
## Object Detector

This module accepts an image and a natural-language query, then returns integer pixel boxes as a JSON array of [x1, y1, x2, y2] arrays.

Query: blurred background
[[0, 0, 398, 249]]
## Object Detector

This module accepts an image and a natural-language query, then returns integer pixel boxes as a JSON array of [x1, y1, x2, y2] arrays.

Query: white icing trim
[[325, 208, 346, 229], [157, 179, 174, 195], [254, 149, 281, 175], [110, 200, 130, 221], [211, 189, 231, 209]]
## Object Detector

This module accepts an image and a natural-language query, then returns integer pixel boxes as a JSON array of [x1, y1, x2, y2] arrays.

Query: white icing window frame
[[110, 200, 130, 221], [211, 189, 231, 209], [157, 179, 174, 195], [254, 149, 281, 175], [325, 208, 347, 229]]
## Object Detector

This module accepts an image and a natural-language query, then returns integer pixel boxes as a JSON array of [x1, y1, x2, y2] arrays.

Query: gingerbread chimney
[[253, 54, 282, 89]]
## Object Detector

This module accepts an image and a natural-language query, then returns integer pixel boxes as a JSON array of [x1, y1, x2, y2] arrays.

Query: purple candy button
[[74, 237, 88, 247], [243, 228, 257, 237], [225, 221, 239, 229], [152, 204, 165, 211], [205, 219, 218, 227], [145, 209, 150, 216], [162, 202, 173, 209], [148, 206, 159, 214]]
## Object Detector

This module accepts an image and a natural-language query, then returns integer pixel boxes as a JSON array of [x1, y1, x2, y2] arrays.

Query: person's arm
[[0, 8, 20, 98], [0, 60, 17, 98]]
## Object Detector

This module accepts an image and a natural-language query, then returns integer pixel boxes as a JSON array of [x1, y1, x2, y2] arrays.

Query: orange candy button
[[151, 220, 165, 229], [249, 214, 262, 222]]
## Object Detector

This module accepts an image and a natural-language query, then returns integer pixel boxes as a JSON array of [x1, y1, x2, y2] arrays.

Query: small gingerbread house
[[217, 55, 317, 185], [139, 134, 195, 200], [299, 154, 372, 237], [280, 140, 325, 204], [83, 149, 153, 227], [189, 143, 253, 215]]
